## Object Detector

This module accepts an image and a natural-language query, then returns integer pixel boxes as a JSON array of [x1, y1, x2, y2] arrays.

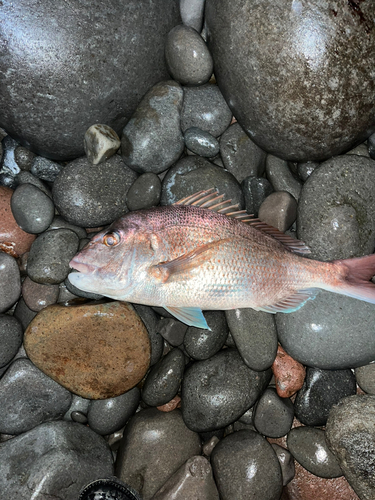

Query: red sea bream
[[69, 189, 375, 329]]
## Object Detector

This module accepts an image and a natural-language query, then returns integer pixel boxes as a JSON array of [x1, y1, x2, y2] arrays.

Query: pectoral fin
[[164, 306, 210, 330]]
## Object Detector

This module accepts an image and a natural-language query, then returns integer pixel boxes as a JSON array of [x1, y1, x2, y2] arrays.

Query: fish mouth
[[69, 258, 97, 275]]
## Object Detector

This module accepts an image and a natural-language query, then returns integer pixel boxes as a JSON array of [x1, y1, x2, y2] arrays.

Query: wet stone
[[297, 161, 319, 182], [0, 315, 23, 368], [253, 387, 294, 438], [181, 84, 232, 137], [115, 408, 201, 500], [14, 146, 35, 171], [220, 122, 267, 182], [24, 301, 151, 399], [294, 367, 357, 427], [158, 317, 188, 346], [84, 124, 120, 165], [0, 135, 20, 188], [0, 358, 72, 434], [258, 191, 297, 232], [27, 228, 79, 284], [287, 427, 342, 479], [184, 127, 219, 157], [11, 183, 55, 234], [63, 394, 90, 421], [0, 252, 21, 313], [183, 310, 228, 360], [133, 304, 164, 366], [266, 155, 302, 201], [157, 395, 181, 413], [142, 348, 185, 407], [271, 443, 295, 486], [0, 420, 113, 499], [211, 430, 283, 500], [121, 81, 184, 174], [87, 387, 140, 435], [71, 411, 88, 424], [21, 277, 59, 312], [13, 297, 37, 331], [30, 156, 63, 182], [179, 0, 205, 32], [355, 363, 375, 395], [182, 348, 272, 432], [47, 215, 87, 239], [241, 176, 273, 217], [15, 170, 52, 198], [52, 155, 137, 227], [272, 344, 306, 399], [126, 172, 161, 211], [165, 25, 213, 86]]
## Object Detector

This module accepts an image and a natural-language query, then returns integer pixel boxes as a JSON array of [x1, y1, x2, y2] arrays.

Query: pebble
[[183, 310, 228, 360], [13, 297, 37, 330], [265, 155, 302, 201], [24, 301, 151, 399], [211, 430, 283, 500], [121, 81, 184, 174], [165, 25, 213, 86], [0, 252, 21, 313], [71, 411, 88, 424], [64, 394, 90, 421], [297, 155, 375, 261], [142, 348, 185, 406], [157, 395, 182, 413], [326, 395, 375, 499], [152, 455, 219, 500], [14, 145, 35, 171], [27, 228, 79, 284], [181, 84, 232, 137], [272, 345, 306, 398], [294, 367, 357, 427], [158, 317, 188, 347], [179, 0, 205, 32], [126, 172, 161, 211], [271, 443, 295, 486], [287, 427, 342, 479], [115, 408, 201, 499], [225, 308, 278, 371], [30, 156, 63, 182], [87, 387, 140, 435], [297, 161, 319, 182], [46, 215, 87, 239], [15, 170, 52, 198], [346, 142, 370, 157], [181, 348, 272, 432], [0, 186, 36, 257], [184, 127, 219, 157], [253, 387, 294, 438], [84, 124, 121, 165], [355, 363, 375, 395], [0, 314, 23, 368], [11, 183, 55, 234], [133, 304, 164, 366], [0, 420, 113, 498], [241, 176, 273, 217], [258, 191, 297, 232], [369, 132, 375, 159], [0, 358, 72, 434], [0, 135, 20, 188], [220, 122, 267, 182]]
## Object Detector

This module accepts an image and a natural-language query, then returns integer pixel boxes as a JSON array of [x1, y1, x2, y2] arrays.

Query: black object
[[78, 478, 142, 500]]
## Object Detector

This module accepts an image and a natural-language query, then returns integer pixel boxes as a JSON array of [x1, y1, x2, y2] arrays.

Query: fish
[[69, 188, 375, 330]]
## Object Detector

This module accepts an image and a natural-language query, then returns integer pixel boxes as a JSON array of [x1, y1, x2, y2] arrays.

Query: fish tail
[[324, 254, 375, 304]]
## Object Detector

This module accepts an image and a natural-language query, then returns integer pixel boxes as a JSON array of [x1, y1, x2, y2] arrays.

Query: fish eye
[[103, 231, 120, 247]]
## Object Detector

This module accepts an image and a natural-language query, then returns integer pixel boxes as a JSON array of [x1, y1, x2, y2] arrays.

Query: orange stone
[[157, 395, 182, 412], [272, 344, 306, 398], [0, 186, 36, 257], [24, 301, 151, 399]]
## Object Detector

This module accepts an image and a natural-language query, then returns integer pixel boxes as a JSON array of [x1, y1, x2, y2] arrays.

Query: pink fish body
[[69, 189, 375, 329]]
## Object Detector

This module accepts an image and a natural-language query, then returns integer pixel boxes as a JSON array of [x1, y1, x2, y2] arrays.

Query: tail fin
[[326, 254, 375, 304]]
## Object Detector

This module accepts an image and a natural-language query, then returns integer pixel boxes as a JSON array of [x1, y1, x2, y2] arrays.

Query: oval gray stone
[[253, 387, 294, 438], [0, 315, 23, 368], [0, 252, 21, 313], [184, 127, 219, 158], [355, 363, 375, 395], [126, 172, 161, 211], [11, 183, 55, 234], [183, 310, 228, 360]]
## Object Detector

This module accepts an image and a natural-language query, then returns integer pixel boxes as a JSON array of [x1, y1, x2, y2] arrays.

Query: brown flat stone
[[272, 345, 306, 398], [24, 301, 151, 399]]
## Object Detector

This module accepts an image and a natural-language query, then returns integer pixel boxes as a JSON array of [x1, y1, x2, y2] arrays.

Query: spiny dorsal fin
[[175, 188, 311, 256]]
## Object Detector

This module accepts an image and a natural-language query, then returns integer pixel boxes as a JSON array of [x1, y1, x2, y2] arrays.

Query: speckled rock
[[241, 176, 273, 217], [24, 301, 151, 399], [126, 173, 161, 211], [205, 0, 375, 161], [355, 363, 375, 395], [0, 135, 20, 188], [272, 345, 306, 398], [297, 161, 319, 182], [184, 127, 219, 157], [297, 155, 375, 261], [0, 252, 21, 313], [183, 310, 228, 360], [52, 155, 137, 227], [30, 156, 63, 182], [115, 408, 201, 500], [14, 145, 36, 171], [21, 277, 59, 312], [11, 183, 55, 234], [258, 191, 297, 232], [84, 124, 120, 165], [0, 0, 181, 160], [253, 387, 294, 438], [0, 315, 23, 368]]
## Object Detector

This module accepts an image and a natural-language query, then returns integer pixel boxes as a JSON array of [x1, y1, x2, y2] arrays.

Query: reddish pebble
[[0, 186, 36, 257], [272, 345, 306, 398], [157, 395, 181, 412], [22, 277, 59, 312]]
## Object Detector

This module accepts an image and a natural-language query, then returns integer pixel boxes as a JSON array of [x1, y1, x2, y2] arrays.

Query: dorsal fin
[[175, 188, 311, 256]]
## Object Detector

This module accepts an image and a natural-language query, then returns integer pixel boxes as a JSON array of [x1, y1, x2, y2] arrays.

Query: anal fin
[[164, 306, 210, 330], [254, 288, 319, 314]]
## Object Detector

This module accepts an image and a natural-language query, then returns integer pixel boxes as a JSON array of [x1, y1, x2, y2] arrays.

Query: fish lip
[[69, 259, 97, 275]]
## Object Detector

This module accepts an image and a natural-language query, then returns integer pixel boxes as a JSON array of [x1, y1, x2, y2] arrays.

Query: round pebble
[[258, 191, 297, 232], [11, 183, 55, 234], [253, 387, 294, 438], [21, 277, 59, 312], [84, 124, 121, 165], [0, 315, 23, 368], [63, 394, 90, 422], [355, 363, 375, 395], [184, 127, 219, 157], [126, 173, 161, 211], [0, 252, 21, 313], [183, 310, 228, 360], [15, 170, 52, 198]]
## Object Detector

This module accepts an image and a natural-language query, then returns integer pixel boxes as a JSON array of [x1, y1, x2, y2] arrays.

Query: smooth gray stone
[[0, 358, 72, 434], [265, 155, 301, 201], [14, 145, 35, 171], [182, 348, 272, 432], [115, 408, 201, 500], [211, 430, 283, 500], [0, 135, 20, 188], [297, 155, 375, 261], [71, 411, 88, 424], [0, 0, 180, 160], [179, 0, 205, 32], [181, 84, 232, 137], [52, 155, 137, 227], [220, 122, 267, 182], [121, 81, 184, 174], [355, 363, 375, 395], [46, 215, 87, 239], [184, 310, 228, 360], [165, 25, 213, 86], [15, 170, 52, 198], [0, 315, 23, 368], [11, 183, 55, 233], [133, 304, 164, 366], [142, 348, 185, 407], [13, 297, 37, 330], [225, 308, 278, 371], [297, 161, 319, 181], [205, 0, 375, 161], [27, 228, 79, 284], [287, 426, 342, 479], [276, 289, 375, 369], [0, 252, 21, 313], [241, 176, 273, 217], [158, 318, 188, 347], [271, 444, 295, 486], [88, 387, 140, 435], [152, 455, 219, 500], [0, 420, 113, 499], [63, 394, 90, 421], [31, 156, 63, 182], [326, 395, 375, 499], [161, 155, 243, 207], [253, 387, 294, 438], [126, 173, 161, 211], [184, 127, 219, 157]]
